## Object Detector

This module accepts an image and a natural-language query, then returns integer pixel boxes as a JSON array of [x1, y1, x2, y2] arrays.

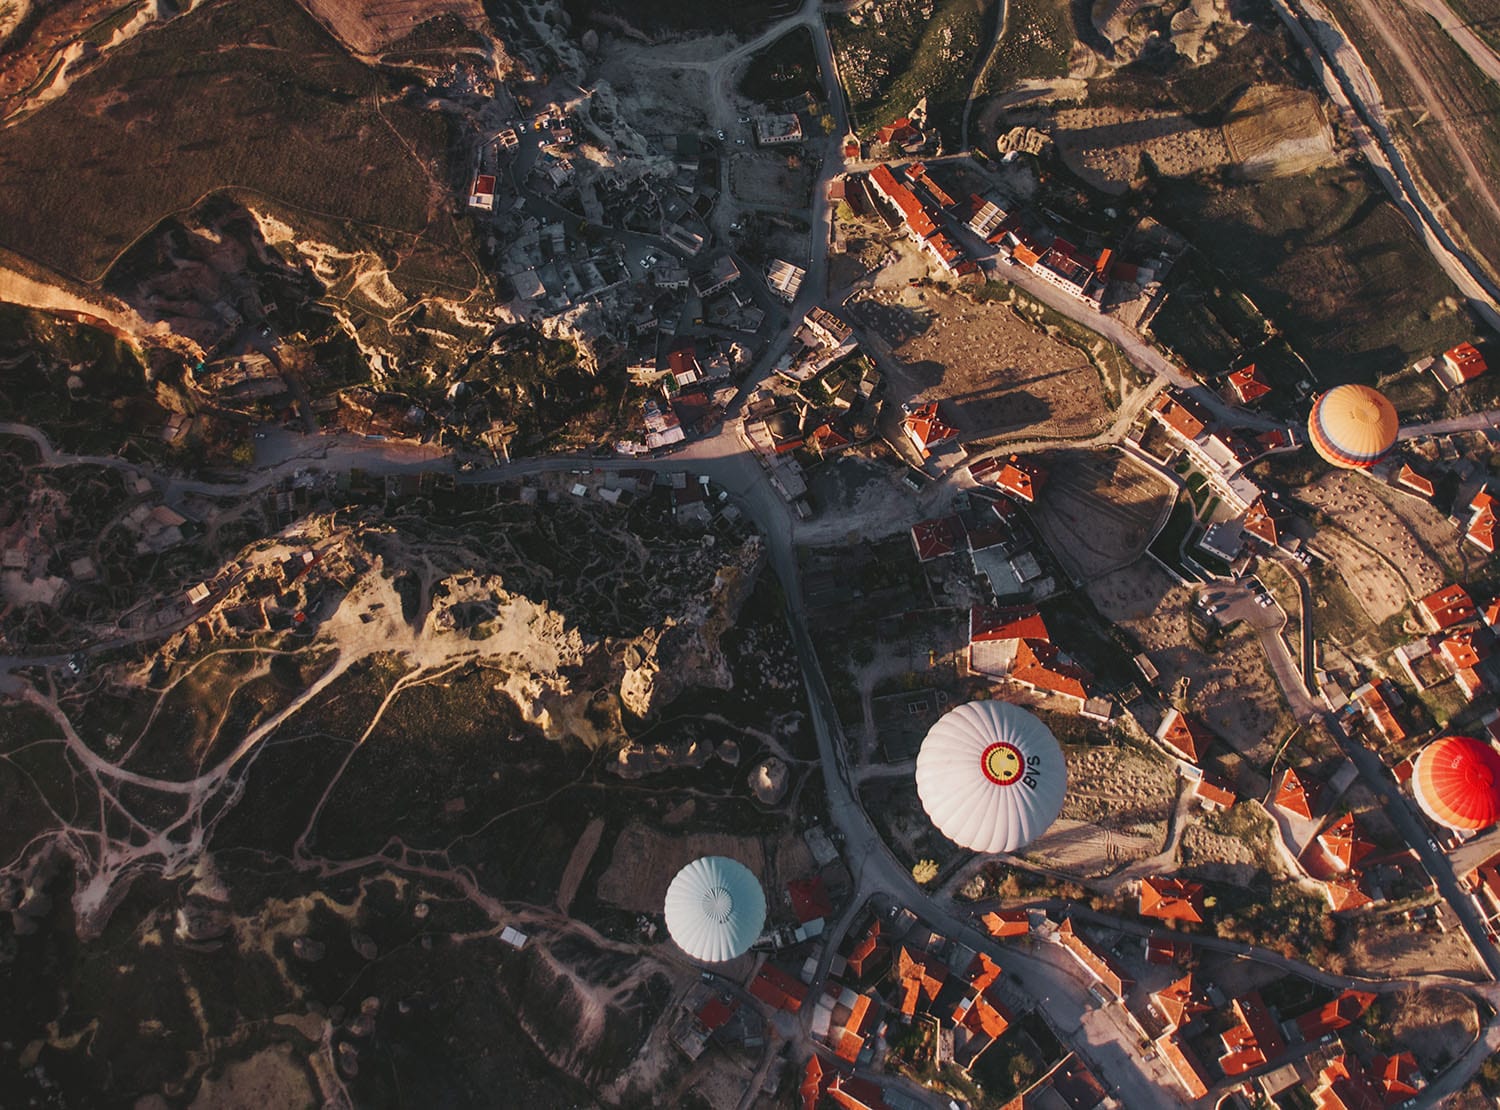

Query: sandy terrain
[[1178, 819, 1267, 885], [596, 823, 767, 914], [1222, 85, 1335, 179], [1030, 448, 1175, 580], [298, 0, 486, 55], [850, 289, 1112, 442], [1090, 558, 1289, 761], [1021, 818, 1159, 877], [188, 1043, 316, 1109], [1061, 744, 1176, 833]]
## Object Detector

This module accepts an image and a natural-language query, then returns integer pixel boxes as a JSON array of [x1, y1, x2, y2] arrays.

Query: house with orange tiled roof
[[1155, 707, 1214, 764], [1227, 363, 1272, 404], [966, 951, 1003, 992], [1396, 463, 1435, 499], [1418, 583, 1477, 631], [814, 982, 878, 1064], [953, 991, 1012, 1068], [1151, 972, 1212, 1032], [1194, 773, 1236, 811], [1008, 638, 1093, 708], [949, 955, 1014, 1068], [844, 918, 888, 979], [1350, 681, 1408, 744], [1436, 628, 1492, 699], [1467, 487, 1497, 554], [827, 1074, 895, 1110], [1314, 813, 1376, 873], [1243, 495, 1292, 550], [1436, 341, 1489, 388], [1323, 877, 1374, 912], [1057, 917, 1132, 998], [1294, 989, 1375, 1042], [750, 962, 809, 1012], [800, 1056, 825, 1110], [808, 421, 852, 457], [1311, 1053, 1384, 1110], [1273, 766, 1320, 820], [1150, 389, 1209, 441], [1373, 1050, 1425, 1104], [1145, 931, 1190, 965], [967, 606, 1093, 709], [1139, 877, 1206, 924], [981, 909, 1030, 938], [1465, 854, 1500, 914], [893, 946, 947, 1020], [910, 516, 962, 562], [994, 455, 1047, 503], [1219, 991, 1286, 1076], [1157, 1033, 1210, 1099], [902, 400, 958, 458]]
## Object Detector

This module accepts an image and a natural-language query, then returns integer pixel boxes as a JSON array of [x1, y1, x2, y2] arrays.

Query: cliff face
[[618, 536, 767, 720], [1090, 0, 1247, 67]]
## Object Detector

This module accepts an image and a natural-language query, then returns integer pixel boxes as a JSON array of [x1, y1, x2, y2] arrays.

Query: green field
[[0, 0, 461, 285], [830, 0, 996, 140]]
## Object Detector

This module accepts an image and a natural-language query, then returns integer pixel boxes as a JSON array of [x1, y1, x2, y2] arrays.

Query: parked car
[[716, 129, 726, 140]]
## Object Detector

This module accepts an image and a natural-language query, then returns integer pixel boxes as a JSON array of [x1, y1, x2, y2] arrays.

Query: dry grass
[[1030, 448, 1174, 580], [1089, 558, 1290, 762], [850, 288, 1111, 441]]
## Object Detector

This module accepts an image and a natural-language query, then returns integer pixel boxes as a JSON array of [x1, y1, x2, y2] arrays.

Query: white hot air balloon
[[663, 856, 766, 963], [915, 701, 1067, 853]]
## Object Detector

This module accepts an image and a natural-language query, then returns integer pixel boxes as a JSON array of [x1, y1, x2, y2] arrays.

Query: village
[[9, 0, 1500, 1106]]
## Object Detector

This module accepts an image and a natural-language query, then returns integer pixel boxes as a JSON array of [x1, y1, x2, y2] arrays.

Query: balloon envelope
[[916, 701, 1067, 853], [1412, 735, 1500, 831], [1307, 385, 1397, 469], [663, 856, 766, 962]]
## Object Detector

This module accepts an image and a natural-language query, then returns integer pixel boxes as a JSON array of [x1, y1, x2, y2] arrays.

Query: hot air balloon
[[1412, 735, 1500, 832], [915, 701, 1067, 853], [663, 856, 766, 962], [1307, 384, 1398, 469]]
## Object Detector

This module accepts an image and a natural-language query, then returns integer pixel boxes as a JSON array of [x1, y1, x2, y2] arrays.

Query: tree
[[912, 858, 939, 885]]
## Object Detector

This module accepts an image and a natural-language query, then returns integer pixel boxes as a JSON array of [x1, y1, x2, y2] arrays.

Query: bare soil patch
[[557, 815, 606, 914], [850, 289, 1111, 442], [595, 822, 767, 915], [297, 0, 485, 55], [1372, 987, 1480, 1071], [1030, 448, 1174, 580], [1222, 84, 1335, 178], [1049, 104, 1231, 191], [728, 150, 815, 209], [1300, 470, 1451, 612], [1335, 910, 1490, 982], [1090, 557, 1290, 761]]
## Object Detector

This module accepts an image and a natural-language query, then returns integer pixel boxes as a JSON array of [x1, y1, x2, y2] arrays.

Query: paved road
[[1397, 408, 1500, 440]]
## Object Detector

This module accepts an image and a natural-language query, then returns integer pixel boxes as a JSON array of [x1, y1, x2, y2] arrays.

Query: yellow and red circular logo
[[980, 741, 1024, 786]]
